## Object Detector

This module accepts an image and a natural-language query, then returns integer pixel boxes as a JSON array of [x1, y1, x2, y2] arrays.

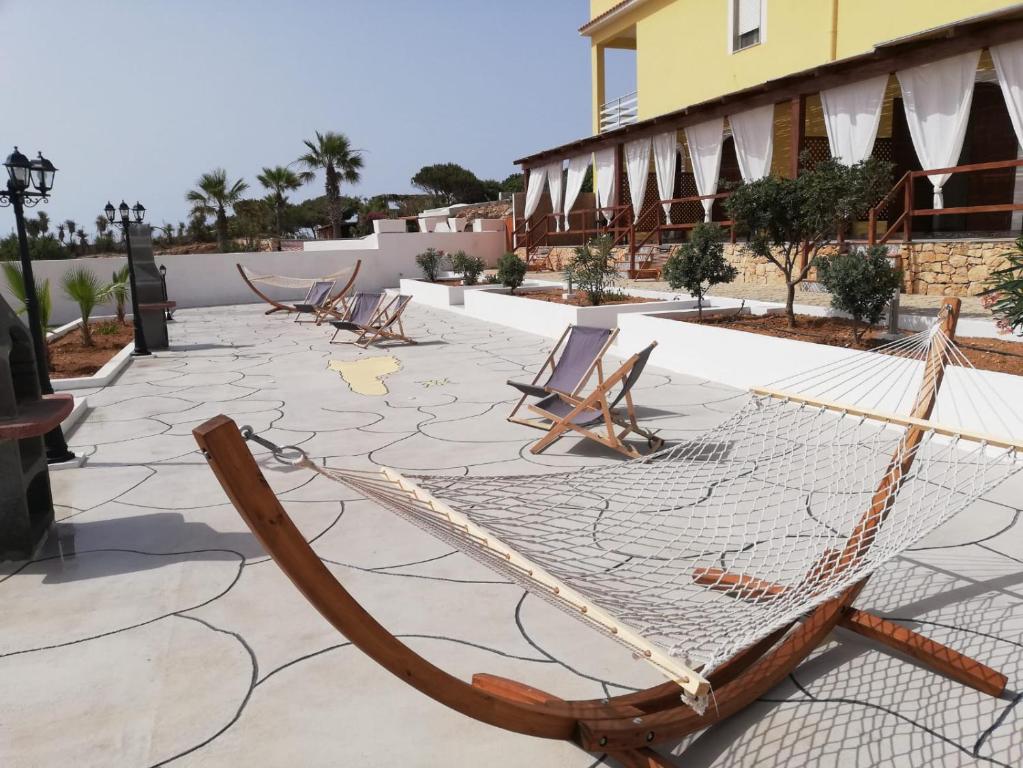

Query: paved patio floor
[[1, 303, 1021, 767]]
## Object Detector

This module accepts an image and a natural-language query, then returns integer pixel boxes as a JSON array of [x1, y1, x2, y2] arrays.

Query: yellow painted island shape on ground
[[327, 356, 401, 396]]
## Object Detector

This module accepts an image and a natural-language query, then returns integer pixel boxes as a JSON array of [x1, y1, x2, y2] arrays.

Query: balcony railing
[[599, 91, 638, 133]]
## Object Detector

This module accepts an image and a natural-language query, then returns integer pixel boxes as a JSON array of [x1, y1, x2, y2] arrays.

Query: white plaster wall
[[0, 229, 507, 326], [616, 312, 1023, 439], [463, 289, 697, 338], [398, 279, 509, 308]]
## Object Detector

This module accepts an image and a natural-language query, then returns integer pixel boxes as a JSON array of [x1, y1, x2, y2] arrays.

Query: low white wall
[[463, 289, 698, 338], [398, 278, 507, 308], [1, 228, 506, 326], [616, 311, 1023, 439]]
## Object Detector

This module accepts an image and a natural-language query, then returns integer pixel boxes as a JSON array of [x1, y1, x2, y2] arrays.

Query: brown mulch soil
[[421, 278, 467, 286], [48, 321, 134, 378], [523, 290, 660, 307], [675, 312, 1023, 376]]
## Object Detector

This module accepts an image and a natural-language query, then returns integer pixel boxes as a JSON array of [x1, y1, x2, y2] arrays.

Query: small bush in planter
[[415, 248, 445, 282], [450, 250, 485, 286], [980, 235, 1023, 336], [661, 223, 736, 321], [816, 245, 902, 345], [496, 252, 527, 294], [565, 235, 620, 306]]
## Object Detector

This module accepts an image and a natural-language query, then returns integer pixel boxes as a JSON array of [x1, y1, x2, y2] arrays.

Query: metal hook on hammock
[[239, 425, 308, 466]]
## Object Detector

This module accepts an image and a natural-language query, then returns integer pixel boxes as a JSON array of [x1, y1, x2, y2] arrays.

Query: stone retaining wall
[[721, 240, 1014, 296]]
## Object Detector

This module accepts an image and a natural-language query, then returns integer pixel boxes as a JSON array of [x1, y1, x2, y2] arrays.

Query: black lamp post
[[0, 147, 75, 464], [105, 199, 150, 356]]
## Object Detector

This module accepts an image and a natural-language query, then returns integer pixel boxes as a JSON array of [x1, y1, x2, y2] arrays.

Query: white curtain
[[545, 162, 564, 231], [595, 147, 617, 221], [992, 40, 1023, 149], [685, 117, 725, 222], [729, 104, 774, 181], [624, 138, 651, 223], [896, 51, 980, 209], [523, 165, 548, 225], [652, 131, 678, 223], [820, 74, 888, 166], [563, 155, 590, 231]]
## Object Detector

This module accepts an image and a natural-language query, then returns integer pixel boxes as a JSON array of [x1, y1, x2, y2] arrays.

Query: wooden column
[[790, 95, 806, 179]]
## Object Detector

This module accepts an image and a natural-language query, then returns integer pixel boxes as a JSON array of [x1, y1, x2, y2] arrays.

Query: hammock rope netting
[[238, 264, 355, 290], [292, 317, 1021, 713]]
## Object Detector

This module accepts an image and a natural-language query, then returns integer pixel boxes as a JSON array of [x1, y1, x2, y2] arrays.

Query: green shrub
[[109, 265, 130, 324], [449, 250, 485, 285], [565, 235, 619, 306], [496, 252, 527, 294], [981, 235, 1023, 336], [816, 245, 902, 344], [661, 224, 736, 320], [415, 248, 445, 282]]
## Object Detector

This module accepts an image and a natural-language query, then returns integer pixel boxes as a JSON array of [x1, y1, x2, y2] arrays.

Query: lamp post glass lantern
[[106, 199, 150, 356], [1, 146, 75, 464]]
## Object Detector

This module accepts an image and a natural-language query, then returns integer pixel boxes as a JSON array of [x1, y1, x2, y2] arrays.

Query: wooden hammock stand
[[235, 260, 361, 317], [193, 297, 1008, 766]]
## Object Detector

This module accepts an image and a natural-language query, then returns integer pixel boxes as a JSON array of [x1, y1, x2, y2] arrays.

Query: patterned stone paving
[[0, 303, 1020, 767]]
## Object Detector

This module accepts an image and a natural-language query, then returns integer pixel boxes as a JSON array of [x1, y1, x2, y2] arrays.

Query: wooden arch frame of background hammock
[[193, 297, 1007, 766], [235, 260, 361, 316]]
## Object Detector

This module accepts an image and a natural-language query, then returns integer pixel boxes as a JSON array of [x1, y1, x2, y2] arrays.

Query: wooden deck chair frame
[[292, 280, 335, 324], [327, 293, 386, 345], [235, 260, 361, 317], [507, 325, 619, 431], [193, 297, 1007, 767], [527, 342, 663, 458], [352, 294, 416, 348]]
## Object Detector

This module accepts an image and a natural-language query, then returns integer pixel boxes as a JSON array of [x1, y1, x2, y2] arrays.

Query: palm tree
[[36, 211, 50, 234], [257, 165, 312, 246], [96, 214, 109, 237], [297, 131, 364, 238], [61, 266, 109, 346], [186, 168, 248, 252], [109, 264, 130, 324], [76, 228, 88, 253]]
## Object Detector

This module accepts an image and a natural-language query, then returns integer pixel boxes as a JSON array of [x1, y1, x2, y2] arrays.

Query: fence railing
[[599, 91, 638, 133], [867, 158, 1023, 245]]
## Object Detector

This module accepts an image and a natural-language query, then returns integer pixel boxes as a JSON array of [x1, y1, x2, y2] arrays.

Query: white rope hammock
[[239, 263, 356, 290], [285, 317, 1021, 713]]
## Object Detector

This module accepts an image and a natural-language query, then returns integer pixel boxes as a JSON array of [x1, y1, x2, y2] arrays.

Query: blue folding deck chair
[[327, 292, 384, 344]]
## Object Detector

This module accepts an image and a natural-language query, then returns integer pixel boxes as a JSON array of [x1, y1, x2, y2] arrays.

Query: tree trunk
[[80, 318, 93, 347], [785, 282, 796, 327], [697, 293, 704, 322], [216, 208, 229, 252], [326, 166, 341, 238]]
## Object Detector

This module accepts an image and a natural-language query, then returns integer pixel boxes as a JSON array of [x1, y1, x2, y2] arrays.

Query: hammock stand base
[[192, 297, 1007, 763]]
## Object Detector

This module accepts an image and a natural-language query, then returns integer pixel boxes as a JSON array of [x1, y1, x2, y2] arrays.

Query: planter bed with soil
[[463, 286, 697, 338], [49, 321, 135, 389], [616, 306, 1023, 437], [673, 311, 1023, 377]]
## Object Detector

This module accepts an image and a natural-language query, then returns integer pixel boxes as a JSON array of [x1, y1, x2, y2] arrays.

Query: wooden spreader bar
[[750, 387, 1023, 453]]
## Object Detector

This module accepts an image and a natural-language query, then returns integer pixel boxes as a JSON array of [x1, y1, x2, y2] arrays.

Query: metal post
[[122, 222, 150, 356], [11, 186, 75, 463]]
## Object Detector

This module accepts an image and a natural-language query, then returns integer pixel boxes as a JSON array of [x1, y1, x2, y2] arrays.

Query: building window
[[732, 0, 762, 52]]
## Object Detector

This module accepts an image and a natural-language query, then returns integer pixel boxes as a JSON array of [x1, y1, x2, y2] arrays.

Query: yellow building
[[586, 0, 1015, 132], [515, 2, 1023, 294]]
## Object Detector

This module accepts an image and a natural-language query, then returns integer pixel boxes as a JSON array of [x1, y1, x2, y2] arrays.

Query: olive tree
[[661, 223, 736, 320], [725, 156, 892, 326], [817, 246, 902, 345]]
